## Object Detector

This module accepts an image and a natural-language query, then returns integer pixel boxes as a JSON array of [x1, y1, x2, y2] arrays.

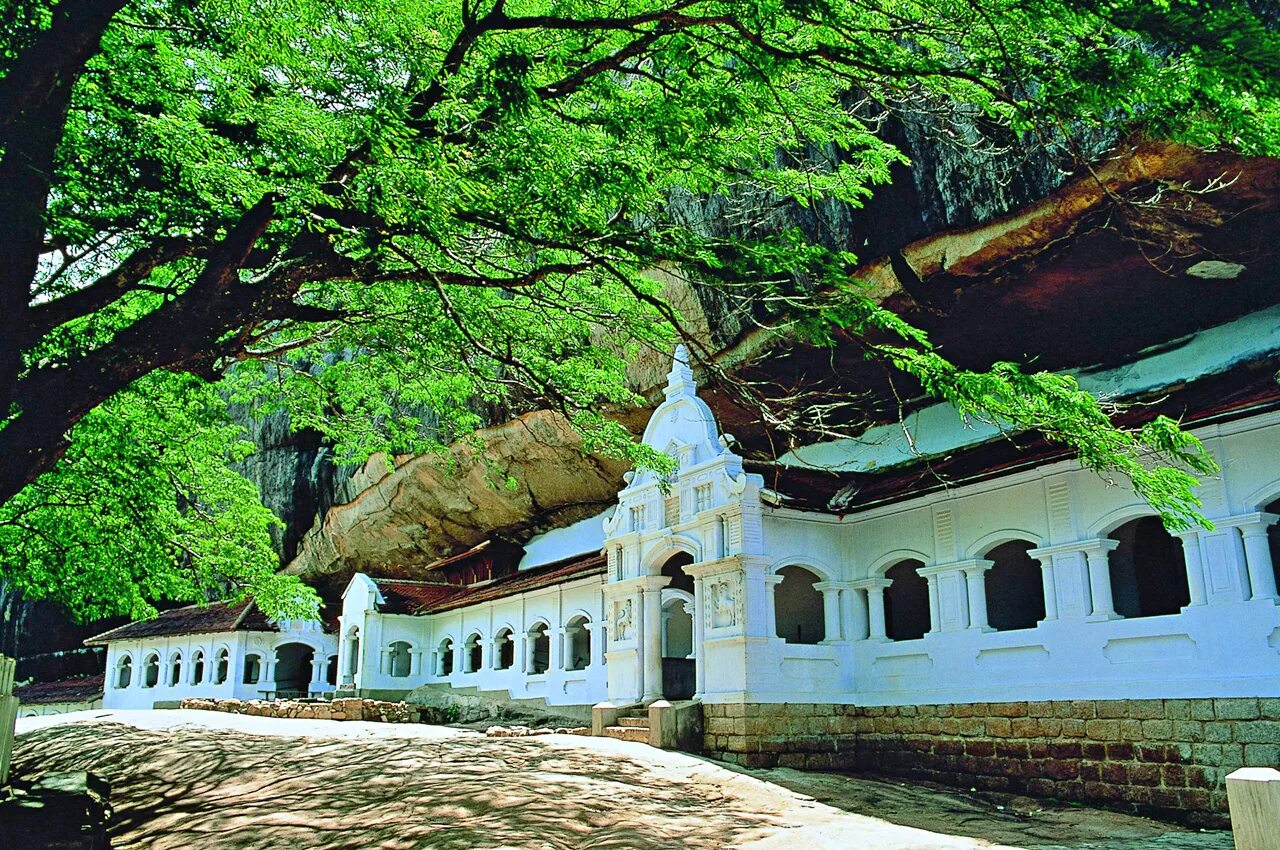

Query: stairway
[[602, 708, 650, 743]]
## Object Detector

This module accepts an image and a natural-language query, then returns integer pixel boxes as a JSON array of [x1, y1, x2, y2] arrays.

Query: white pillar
[[641, 584, 664, 701], [963, 563, 993, 631], [1038, 558, 1058, 621], [1236, 515, 1279, 601], [764, 574, 784, 638], [692, 577, 707, 697], [379, 648, 391, 675], [814, 582, 843, 642], [589, 624, 604, 668], [925, 576, 941, 633], [563, 628, 580, 671], [1083, 541, 1121, 620], [1176, 531, 1209, 606], [860, 579, 891, 640], [841, 586, 868, 641]]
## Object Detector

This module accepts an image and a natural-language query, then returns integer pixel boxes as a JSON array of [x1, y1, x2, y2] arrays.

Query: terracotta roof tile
[[372, 580, 463, 615], [84, 600, 275, 645], [14, 673, 104, 705], [423, 552, 605, 614]]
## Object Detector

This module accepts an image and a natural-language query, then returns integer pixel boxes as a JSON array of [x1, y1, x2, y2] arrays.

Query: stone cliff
[[238, 129, 1280, 588]]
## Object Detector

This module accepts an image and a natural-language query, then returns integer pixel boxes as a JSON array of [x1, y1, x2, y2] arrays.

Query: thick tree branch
[[26, 236, 202, 344]]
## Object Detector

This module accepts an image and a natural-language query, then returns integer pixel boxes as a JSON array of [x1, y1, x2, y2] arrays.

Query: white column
[[641, 584, 664, 701], [1176, 531, 1209, 606], [963, 562, 993, 631], [555, 624, 570, 670], [1235, 515, 1279, 601], [410, 650, 422, 677], [1038, 558, 1058, 621], [523, 634, 535, 674], [858, 579, 891, 640], [814, 582, 843, 642], [262, 657, 276, 688], [925, 576, 941, 633], [379, 648, 391, 675], [692, 576, 707, 697], [1083, 540, 1121, 620], [764, 574, 784, 638], [589, 624, 604, 668], [841, 585, 868, 641]]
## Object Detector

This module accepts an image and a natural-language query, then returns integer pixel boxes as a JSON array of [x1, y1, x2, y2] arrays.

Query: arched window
[[1108, 517, 1189, 617], [493, 627, 515, 670], [243, 653, 262, 685], [985, 540, 1045, 631], [114, 655, 133, 689], [460, 633, 482, 673], [436, 638, 454, 676], [660, 552, 695, 595], [564, 615, 591, 671], [168, 651, 183, 687], [214, 648, 230, 684], [142, 653, 160, 688], [388, 641, 412, 678], [191, 650, 206, 685], [527, 622, 550, 674], [774, 565, 825, 645], [884, 559, 930, 641]]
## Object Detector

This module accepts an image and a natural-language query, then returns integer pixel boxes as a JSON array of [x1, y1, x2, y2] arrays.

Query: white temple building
[[86, 310, 1280, 823], [336, 329, 1280, 711], [91, 600, 338, 709]]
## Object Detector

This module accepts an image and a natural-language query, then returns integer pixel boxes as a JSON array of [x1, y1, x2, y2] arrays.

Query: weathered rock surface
[[284, 409, 632, 583], [404, 683, 590, 727]]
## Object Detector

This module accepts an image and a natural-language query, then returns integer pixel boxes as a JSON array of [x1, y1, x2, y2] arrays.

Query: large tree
[[2, 0, 1277, 619]]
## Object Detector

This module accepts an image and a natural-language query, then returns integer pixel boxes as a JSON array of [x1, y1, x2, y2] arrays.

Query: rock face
[[249, 119, 1111, 578], [284, 409, 631, 585], [241, 125, 1280, 589]]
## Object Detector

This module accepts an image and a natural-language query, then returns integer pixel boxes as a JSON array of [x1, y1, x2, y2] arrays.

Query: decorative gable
[[603, 346, 764, 578]]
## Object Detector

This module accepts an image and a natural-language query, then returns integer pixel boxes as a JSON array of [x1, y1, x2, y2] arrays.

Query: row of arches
[[114, 647, 232, 690], [113, 644, 338, 691], [412, 614, 599, 678], [772, 513, 1269, 644]]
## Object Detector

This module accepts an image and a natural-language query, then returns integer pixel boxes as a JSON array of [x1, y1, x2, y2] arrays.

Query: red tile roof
[[14, 673, 104, 705], [423, 552, 606, 614], [372, 579, 463, 615], [83, 599, 278, 645]]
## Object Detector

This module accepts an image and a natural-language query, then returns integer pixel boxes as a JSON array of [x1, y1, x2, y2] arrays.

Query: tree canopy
[[2, 0, 1278, 621]]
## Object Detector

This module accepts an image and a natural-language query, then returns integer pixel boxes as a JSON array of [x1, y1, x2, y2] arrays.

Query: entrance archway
[[274, 643, 315, 697], [661, 594, 695, 700]]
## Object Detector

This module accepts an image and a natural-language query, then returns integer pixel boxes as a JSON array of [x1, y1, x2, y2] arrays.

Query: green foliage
[[4, 0, 1277, 620], [0, 373, 317, 620]]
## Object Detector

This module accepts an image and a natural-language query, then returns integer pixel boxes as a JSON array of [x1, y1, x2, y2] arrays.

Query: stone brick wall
[[181, 697, 425, 723], [703, 698, 1280, 827]]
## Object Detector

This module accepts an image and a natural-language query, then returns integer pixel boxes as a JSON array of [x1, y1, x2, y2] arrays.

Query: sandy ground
[[14, 711, 1230, 850]]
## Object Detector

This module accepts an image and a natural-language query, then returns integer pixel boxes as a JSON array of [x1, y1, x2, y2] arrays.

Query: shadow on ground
[[720, 765, 1233, 850], [13, 716, 1233, 850], [15, 722, 765, 850]]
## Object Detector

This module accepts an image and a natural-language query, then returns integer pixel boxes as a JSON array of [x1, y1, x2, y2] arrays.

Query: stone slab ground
[[13, 711, 1231, 850]]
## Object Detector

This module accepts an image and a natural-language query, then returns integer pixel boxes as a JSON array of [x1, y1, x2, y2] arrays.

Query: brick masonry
[[702, 698, 1280, 827]]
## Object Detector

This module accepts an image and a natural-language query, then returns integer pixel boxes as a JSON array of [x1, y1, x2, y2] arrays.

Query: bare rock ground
[[14, 711, 1230, 850]]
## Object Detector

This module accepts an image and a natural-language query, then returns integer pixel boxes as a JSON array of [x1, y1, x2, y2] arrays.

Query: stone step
[[617, 708, 649, 719], [617, 716, 650, 729], [603, 725, 650, 743]]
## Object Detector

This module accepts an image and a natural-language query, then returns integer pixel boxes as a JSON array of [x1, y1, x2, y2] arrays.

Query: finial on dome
[[665, 343, 696, 398]]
